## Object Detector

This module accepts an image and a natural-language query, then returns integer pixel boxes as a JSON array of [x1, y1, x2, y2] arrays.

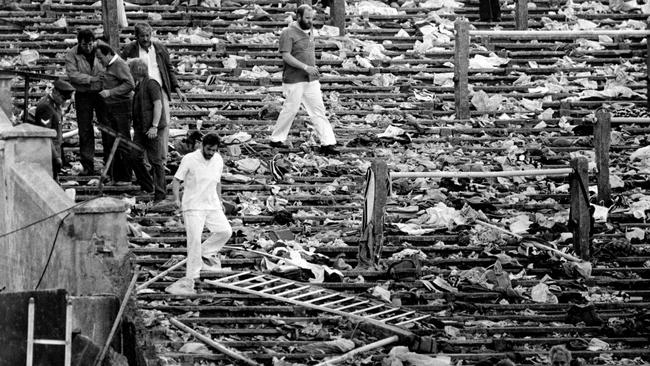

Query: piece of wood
[[169, 317, 261, 366], [26, 298, 34, 366], [454, 20, 470, 120], [94, 123, 143, 153], [476, 220, 582, 263], [332, 0, 346, 36], [647, 22, 650, 110], [358, 160, 389, 269], [595, 109, 612, 206], [98, 136, 121, 193], [515, 0, 528, 30], [93, 271, 139, 366], [101, 0, 120, 50], [570, 157, 591, 260], [391, 168, 572, 179], [135, 258, 188, 292], [22, 75, 30, 124], [314, 336, 399, 366], [470, 29, 650, 38]]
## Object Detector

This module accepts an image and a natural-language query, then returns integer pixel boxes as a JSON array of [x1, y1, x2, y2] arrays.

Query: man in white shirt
[[165, 133, 232, 295]]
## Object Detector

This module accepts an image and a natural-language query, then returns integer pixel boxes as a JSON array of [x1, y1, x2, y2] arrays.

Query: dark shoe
[[269, 140, 288, 148], [319, 145, 340, 156]]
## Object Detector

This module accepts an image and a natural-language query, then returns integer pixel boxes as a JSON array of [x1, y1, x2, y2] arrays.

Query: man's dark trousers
[[75, 91, 107, 174], [103, 99, 133, 183], [132, 129, 165, 201]]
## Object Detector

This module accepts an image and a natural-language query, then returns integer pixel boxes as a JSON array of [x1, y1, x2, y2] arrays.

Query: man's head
[[496, 359, 515, 366], [95, 42, 116, 67], [77, 28, 95, 56], [550, 345, 572, 366], [52, 79, 75, 104], [134, 22, 153, 50], [296, 5, 314, 30], [128, 58, 148, 82], [201, 133, 221, 160]]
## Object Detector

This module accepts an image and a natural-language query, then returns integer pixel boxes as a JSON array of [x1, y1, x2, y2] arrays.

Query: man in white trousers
[[166, 133, 232, 295], [270, 4, 339, 156]]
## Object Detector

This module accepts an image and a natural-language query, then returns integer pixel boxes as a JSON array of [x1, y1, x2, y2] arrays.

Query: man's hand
[[99, 90, 110, 98], [174, 198, 181, 210], [146, 126, 158, 139], [304, 65, 319, 77]]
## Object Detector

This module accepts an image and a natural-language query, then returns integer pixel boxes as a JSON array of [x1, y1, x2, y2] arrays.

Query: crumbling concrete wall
[[0, 109, 132, 298]]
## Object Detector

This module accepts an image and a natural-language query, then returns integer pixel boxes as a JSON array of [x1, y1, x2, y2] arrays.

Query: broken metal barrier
[[0, 68, 60, 125], [206, 271, 435, 346], [452, 20, 650, 119], [359, 157, 592, 268]]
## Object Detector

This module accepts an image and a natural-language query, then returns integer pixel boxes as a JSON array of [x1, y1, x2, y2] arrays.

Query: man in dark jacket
[[128, 58, 166, 202], [96, 42, 135, 185], [65, 28, 107, 175], [32, 79, 75, 180], [121, 22, 186, 167]]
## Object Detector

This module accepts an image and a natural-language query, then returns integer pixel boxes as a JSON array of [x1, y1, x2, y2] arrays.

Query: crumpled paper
[[471, 90, 504, 112], [178, 342, 211, 354], [469, 53, 510, 69], [382, 346, 451, 366], [531, 282, 558, 303]]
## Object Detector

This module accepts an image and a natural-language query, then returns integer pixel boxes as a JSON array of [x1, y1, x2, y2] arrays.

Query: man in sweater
[[166, 133, 232, 295], [96, 42, 135, 185], [269, 5, 339, 156], [122, 22, 186, 166], [65, 29, 107, 175]]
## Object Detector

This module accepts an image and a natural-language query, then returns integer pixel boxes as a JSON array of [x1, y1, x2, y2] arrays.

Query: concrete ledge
[[0, 123, 56, 139], [73, 197, 128, 214]]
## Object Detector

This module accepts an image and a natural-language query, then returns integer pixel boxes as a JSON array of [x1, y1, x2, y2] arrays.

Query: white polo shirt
[[138, 45, 163, 87], [174, 149, 223, 211]]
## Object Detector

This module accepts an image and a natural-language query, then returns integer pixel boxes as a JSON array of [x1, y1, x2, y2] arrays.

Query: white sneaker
[[165, 277, 196, 295]]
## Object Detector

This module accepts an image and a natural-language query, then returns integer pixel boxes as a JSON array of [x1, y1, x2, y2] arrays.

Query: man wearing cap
[[65, 28, 107, 176], [31, 79, 75, 180]]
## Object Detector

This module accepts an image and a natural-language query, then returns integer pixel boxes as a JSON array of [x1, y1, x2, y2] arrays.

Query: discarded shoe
[[319, 144, 340, 156], [165, 277, 196, 295], [202, 254, 222, 271]]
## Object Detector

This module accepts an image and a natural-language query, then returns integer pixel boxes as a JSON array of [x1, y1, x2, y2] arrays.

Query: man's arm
[[104, 60, 135, 98], [147, 99, 162, 138], [158, 43, 186, 101], [65, 49, 97, 85], [172, 177, 182, 208], [281, 52, 319, 76]]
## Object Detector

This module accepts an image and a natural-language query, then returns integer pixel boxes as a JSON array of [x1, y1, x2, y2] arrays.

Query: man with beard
[[65, 28, 107, 176], [122, 22, 186, 167], [269, 4, 339, 156], [166, 133, 232, 295]]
